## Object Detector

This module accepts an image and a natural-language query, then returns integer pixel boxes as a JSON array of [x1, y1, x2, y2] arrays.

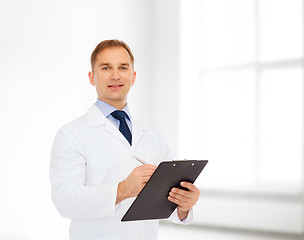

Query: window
[[180, 0, 303, 193]]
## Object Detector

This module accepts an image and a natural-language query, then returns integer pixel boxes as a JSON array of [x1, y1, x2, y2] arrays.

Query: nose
[[111, 69, 120, 80]]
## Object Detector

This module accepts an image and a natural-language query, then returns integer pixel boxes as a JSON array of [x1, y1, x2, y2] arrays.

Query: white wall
[[150, 0, 181, 157], [0, 0, 181, 239]]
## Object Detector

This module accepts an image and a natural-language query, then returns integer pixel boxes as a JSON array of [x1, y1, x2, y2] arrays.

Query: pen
[[135, 156, 147, 165]]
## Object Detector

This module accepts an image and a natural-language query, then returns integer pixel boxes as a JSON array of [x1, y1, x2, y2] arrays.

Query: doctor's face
[[89, 47, 136, 110]]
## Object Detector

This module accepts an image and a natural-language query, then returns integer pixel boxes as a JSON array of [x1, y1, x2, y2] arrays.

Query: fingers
[[137, 164, 157, 169], [168, 192, 193, 212], [129, 164, 156, 187], [141, 175, 153, 183], [122, 164, 157, 199], [133, 165, 156, 178], [168, 188, 192, 203], [141, 168, 156, 176], [180, 181, 198, 192], [170, 182, 200, 198], [168, 182, 200, 212], [168, 196, 193, 212], [134, 164, 156, 177]]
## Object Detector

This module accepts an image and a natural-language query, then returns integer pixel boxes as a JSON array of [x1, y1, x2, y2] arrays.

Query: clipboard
[[121, 160, 208, 222]]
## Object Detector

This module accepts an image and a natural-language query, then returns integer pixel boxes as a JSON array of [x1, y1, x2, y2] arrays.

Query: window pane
[[259, 68, 303, 183], [197, 69, 256, 189], [259, 0, 303, 62], [201, 0, 255, 68]]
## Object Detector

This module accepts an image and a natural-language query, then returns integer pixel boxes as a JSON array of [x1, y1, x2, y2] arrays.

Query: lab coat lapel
[[87, 104, 147, 147], [87, 104, 129, 145], [131, 119, 145, 148]]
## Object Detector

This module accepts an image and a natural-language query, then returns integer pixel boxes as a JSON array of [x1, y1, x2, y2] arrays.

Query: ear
[[88, 71, 95, 86], [131, 71, 136, 86]]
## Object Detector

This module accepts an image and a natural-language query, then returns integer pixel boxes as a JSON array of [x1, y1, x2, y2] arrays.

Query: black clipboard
[[121, 160, 208, 222]]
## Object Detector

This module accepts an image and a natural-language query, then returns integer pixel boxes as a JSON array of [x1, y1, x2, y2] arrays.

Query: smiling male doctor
[[50, 40, 200, 240]]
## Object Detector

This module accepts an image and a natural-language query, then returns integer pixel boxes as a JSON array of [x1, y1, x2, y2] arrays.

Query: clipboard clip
[[173, 159, 197, 166], [173, 159, 188, 162]]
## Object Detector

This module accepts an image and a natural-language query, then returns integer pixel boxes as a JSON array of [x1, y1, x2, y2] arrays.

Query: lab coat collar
[[87, 104, 108, 127], [131, 119, 146, 147], [87, 104, 146, 147]]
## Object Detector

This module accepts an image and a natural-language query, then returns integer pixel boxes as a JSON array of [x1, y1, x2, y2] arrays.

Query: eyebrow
[[98, 62, 130, 67], [98, 63, 110, 67]]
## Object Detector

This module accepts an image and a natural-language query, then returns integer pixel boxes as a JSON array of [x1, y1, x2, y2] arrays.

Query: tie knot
[[111, 110, 128, 121]]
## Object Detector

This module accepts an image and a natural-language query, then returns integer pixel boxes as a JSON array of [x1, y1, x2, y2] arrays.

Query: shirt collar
[[95, 98, 131, 120]]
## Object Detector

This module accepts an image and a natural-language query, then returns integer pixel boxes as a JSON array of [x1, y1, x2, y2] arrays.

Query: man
[[50, 40, 200, 240]]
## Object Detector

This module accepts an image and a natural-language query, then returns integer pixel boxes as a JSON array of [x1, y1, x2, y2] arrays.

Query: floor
[[159, 222, 303, 240]]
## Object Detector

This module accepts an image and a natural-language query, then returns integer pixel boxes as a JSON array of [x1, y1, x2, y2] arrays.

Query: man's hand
[[168, 182, 200, 221], [116, 164, 156, 204]]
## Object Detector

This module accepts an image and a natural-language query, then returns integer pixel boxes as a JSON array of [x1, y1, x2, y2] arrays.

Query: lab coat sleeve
[[50, 125, 118, 219], [168, 208, 193, 225]]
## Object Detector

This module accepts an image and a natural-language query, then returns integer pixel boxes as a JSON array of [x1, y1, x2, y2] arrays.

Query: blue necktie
[[111, 110, 132, 145]]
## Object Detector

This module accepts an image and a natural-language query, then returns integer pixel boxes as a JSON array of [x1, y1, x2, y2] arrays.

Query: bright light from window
[[259, 68, 303, 183], [201, 0, 255, 68], [198, 69, 256, 189], [180, 0, 303, 192], [259, 0, 303, 62]]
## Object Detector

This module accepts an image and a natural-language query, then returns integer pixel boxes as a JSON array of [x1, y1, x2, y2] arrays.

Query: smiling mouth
[[108, 84, 123, 88]]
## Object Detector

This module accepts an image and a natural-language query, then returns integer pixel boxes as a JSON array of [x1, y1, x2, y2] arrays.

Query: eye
[[102, 67, 109, 70], [121, 66, 128, 70]]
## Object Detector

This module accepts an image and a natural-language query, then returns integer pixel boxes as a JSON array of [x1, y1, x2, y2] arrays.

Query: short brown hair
[[90, 39, 135, 72]]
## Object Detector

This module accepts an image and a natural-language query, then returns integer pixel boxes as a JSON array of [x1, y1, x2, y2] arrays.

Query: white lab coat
[[50, 104, 192, 240]]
